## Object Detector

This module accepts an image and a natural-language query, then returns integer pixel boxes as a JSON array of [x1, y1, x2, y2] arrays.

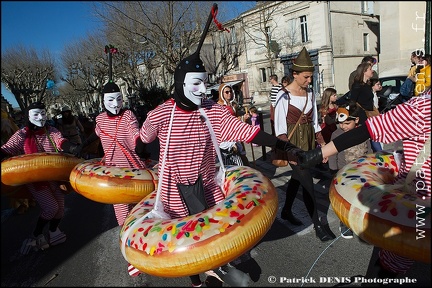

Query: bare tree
[[280, 18, 301, 55], [242, 4, 280, 74], [93, 1, 213, 92], [60, 33, 109, 113], [1, 45, 56, 111], [201, 27, 245, 83]]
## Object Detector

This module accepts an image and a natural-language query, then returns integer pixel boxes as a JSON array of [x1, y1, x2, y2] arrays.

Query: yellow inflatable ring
[[1, 152, 84, 186], [69, 158, 159, 204], [330, 152, 431, 263], [119, 165, 277, 277]]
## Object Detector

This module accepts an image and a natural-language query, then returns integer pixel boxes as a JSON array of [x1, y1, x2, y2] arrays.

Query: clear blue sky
[[1, 1, 256, 108]]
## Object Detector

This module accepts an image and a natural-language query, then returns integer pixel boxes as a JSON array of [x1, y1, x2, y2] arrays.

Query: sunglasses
[[224, 90, 232, 94]]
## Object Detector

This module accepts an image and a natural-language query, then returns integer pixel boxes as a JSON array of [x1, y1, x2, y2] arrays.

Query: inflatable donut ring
[[69, 158, 159, 204], [119, 165, 278, 277], [1, 152, 84, 186], [330, 152, 431, 263]]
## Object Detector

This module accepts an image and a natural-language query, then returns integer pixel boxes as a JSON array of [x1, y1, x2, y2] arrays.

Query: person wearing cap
[[327, 100, 371, 239], [80, 80, 150, 277], [138, 4, 301, 287], [274, 46, 334, 242], [348, 56, 379, 91], [1, 101, 83, 254], [298, 89, 431, 280], [56, 106, 85, 145]]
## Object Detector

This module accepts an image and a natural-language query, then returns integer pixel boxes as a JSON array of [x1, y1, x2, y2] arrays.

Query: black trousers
[[283, 164, 320, 225]]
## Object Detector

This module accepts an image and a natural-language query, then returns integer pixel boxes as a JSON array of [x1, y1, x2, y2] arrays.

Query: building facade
[[206, 1, 427, 104]]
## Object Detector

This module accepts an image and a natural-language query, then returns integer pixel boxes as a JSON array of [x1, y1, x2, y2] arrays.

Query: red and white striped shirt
[[1, 126, 66, 154], [140, 99, 260, 218], [366, 94, 431, 198], [95, 109, 146, 168]]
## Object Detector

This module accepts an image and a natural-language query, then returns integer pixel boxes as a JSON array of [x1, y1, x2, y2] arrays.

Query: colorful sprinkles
[[120, 166, 275, 255], [333, 152, 430, 227]]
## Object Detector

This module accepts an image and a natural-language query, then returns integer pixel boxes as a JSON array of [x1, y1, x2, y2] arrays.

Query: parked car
[[335, 75, 407, 113], [377, 75, 407, 112]]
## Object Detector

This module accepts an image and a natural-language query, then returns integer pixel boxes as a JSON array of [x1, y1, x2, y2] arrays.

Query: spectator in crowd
[[400, 50, 424, 100], [248, 106, 261, 147], [269, 74, 282, 135], [318, 87, 338, 144], [350, 62, 382, 152], [217, 83, 251, 166], [56, 106, 85, 145], [348, 56, 379, 91], [248, 106, 260, 129], [210, 88, 219, 102], [234, 86, 244, 106], [411, 53, 431, 96], [281, 75, 291, 89], [369, 78, 384, 151], [79, 115, 103, 159]]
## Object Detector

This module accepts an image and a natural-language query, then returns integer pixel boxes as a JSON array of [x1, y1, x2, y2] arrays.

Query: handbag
[[271, 91, 308, 167], [356, 102, 380, 118], [177, 174, 209, 215]]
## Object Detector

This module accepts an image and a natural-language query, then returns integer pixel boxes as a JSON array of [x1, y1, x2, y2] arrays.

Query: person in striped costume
[[138, 9, 301, 287], [298, 88, 431, 279], [81, 81, 150, 277], [1, 102, 82, 254]]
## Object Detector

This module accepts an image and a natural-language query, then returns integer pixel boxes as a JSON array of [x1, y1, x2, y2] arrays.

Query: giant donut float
[[119, 165, 277, 277], [1, 152, 84, 186], [330, 151, 430, 263], [69, 158, 159, 204]]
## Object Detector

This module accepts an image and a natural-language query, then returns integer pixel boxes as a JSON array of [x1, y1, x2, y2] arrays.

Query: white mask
[[183, 72, 208, 106], [28, 108, 47, 127], [104, 92, 123, 115]]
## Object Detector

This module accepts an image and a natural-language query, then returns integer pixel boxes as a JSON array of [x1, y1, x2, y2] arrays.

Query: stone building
[[205, 1, 427, 104]]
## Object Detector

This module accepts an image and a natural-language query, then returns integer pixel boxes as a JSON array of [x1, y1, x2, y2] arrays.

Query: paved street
[[1, 101, 429, 287]]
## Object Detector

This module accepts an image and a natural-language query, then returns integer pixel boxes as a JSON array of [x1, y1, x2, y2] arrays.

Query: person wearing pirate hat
[[274, 46, 335, 242], [1, 101, 83, 254], [138, 3, 302, 287]]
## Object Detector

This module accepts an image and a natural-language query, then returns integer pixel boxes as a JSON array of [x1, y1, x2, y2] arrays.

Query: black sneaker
[[339, 223, 354, 239], [213, 263, 251, 287]]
